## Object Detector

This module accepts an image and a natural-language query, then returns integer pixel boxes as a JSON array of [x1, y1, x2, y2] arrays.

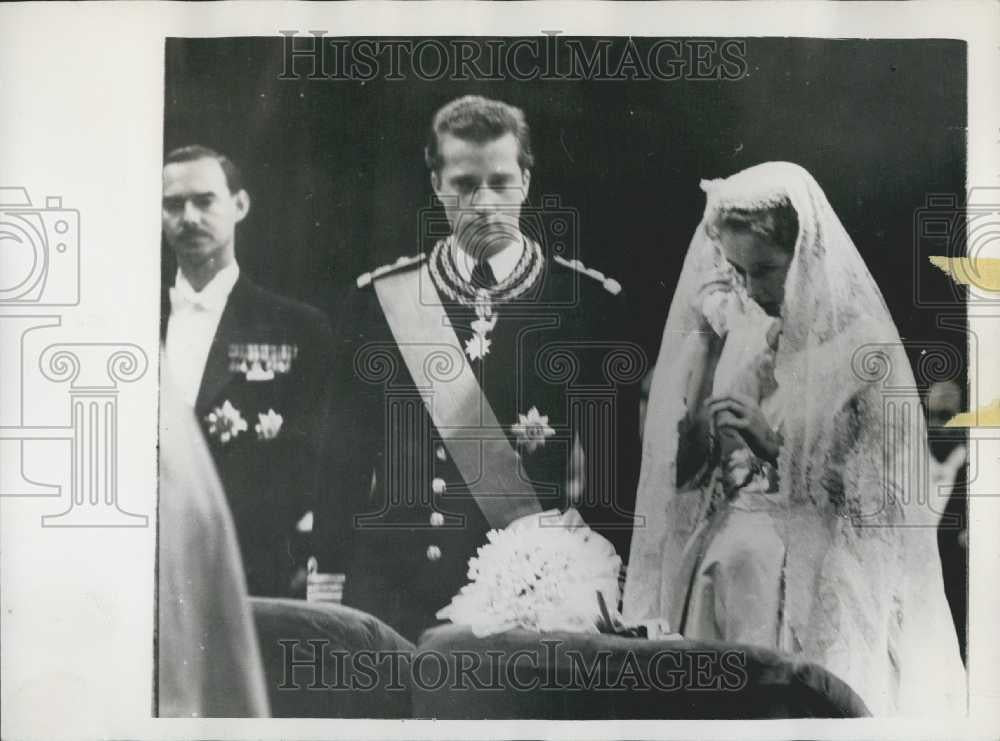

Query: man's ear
[[430, 170, 441, 198], [521, 169, 531, 202], [233, 189, 251, 223]]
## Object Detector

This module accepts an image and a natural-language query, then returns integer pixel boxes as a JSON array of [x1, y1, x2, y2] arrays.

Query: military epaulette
[[553, 255, 623, 296], [356, 253, 427, 289]]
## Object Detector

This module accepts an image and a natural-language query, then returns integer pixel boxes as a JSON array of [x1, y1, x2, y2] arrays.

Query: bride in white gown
[[623, 162, 965, 716]]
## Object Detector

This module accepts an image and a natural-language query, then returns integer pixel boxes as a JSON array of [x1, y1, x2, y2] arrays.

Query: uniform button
[[431, 477, 447, 495], [435, 445, 448, 462], [429, 512, 445, 527], [426, 544, 442, 561]]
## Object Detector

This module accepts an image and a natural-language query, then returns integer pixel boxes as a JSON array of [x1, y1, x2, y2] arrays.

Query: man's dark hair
[[424, 95, 535, 174], [164, 145, 245, 194]]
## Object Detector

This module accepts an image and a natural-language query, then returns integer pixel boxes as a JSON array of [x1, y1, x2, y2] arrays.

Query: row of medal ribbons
[[227, 342, 299, 376]]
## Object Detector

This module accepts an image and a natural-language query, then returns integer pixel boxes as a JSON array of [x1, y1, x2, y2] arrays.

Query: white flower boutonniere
[[511, 407, 555, 454], [205, 400, 248, 444], [255, 408, 284, 441]]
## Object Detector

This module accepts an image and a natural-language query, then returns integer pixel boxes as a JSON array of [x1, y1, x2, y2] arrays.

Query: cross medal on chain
[[428, 237, 543, 363], [466, 289, 498, 362]]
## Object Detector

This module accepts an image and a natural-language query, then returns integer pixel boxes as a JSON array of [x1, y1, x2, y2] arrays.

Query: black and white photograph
[[1, 3, 998, 740], [158, 33, 969, 720]]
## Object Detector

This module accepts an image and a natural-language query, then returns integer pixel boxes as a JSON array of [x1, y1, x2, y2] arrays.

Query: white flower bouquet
[[436, 510, 624, 637]]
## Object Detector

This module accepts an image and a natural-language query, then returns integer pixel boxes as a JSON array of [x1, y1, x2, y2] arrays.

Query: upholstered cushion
[[250, 598, 414, 717], [412, 625, 869, 719]]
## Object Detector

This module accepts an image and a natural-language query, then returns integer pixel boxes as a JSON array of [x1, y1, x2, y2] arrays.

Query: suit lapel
[[195, 277, 251, 416]]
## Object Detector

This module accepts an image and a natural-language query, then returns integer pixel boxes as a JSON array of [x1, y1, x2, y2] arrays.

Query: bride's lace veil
[[624, 162, 965, 715]]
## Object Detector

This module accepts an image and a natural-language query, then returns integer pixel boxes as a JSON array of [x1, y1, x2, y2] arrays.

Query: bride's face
[[717, 226, 793, 317]]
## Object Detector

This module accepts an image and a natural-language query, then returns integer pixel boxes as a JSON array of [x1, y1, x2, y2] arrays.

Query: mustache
[[176, 226, 212, 240]]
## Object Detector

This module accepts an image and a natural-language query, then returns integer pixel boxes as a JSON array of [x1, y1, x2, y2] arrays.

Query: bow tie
[[169, 284, 226, 313]]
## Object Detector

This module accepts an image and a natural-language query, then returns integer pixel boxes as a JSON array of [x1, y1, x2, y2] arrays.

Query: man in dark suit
[[311, 96, 644, 641], [161, 145, 335, 597]]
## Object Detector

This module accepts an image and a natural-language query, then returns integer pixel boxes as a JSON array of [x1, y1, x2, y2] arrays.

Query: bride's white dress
[[624, 162, 965, 716]]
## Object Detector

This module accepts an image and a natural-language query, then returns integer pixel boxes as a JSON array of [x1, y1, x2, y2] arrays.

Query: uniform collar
[[452, 238, 525, 285]]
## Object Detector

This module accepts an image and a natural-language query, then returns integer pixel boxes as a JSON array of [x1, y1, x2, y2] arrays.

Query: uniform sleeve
[[572, 285, 644, 561], [295, 306, 337, 524], [311, 287, 382, 575]]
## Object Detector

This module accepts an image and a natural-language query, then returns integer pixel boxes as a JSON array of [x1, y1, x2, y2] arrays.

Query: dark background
[[163, 36, 970, 660], [163, 35, 968, 390]]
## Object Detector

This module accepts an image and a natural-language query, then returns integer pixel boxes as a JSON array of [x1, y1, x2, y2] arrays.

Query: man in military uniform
[[312, 96, 643, 640], [161, 145, 335, 597]]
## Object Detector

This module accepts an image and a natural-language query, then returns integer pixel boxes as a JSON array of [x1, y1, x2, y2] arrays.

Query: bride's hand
[[705, 393, 782, 463], [696, 269, 733, 300], [693, 269, 734, 334]]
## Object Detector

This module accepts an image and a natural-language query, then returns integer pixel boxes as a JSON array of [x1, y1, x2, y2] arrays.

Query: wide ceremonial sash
[[374, 264, 542, 529]]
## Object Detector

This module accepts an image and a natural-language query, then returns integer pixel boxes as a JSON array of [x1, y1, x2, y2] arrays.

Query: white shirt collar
[[171, 262, 240, 313], [453, 238, 525, 285]]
